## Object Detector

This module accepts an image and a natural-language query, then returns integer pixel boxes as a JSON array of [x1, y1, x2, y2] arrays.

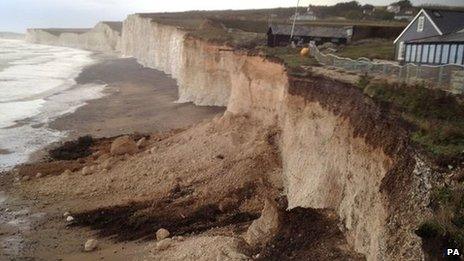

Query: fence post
[[405, 66, 409, 83], [438, 66, 444, 86], [417, 65, 421, 80]]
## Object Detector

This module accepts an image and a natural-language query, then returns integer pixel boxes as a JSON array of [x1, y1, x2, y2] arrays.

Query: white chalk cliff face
[[23, 12, 431, 260], [120, 14, 431, 261], [26, 22, 121, 53]]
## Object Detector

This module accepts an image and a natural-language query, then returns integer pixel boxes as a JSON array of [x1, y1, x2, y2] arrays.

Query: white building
[[290, 6, 318, 21]]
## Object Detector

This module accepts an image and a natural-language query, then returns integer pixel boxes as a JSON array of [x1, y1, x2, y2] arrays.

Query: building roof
[[394, 8, 464, 44], [423, 9, 464, 35], [269, 25, 352, 38], [407, 31, 464, 43]]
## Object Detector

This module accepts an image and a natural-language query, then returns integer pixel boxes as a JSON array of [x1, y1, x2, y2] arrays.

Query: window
[[435, 44, 442, 63], [422, 44, 429, 63], [417, 16, 425, 32], [405, 45, 411, 62], [428, 44, 435, 64], [457, 44, 464, 65], [449, 44, 457, 64], [416, 44, 422, 62], [441, 44, 450, 64], [411, 44, 417, 62], [398, 41, 405, 60]]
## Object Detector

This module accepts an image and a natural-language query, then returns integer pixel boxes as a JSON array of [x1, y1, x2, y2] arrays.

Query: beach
[[50, 56, 224, 139], [0, 55, 225, 260]]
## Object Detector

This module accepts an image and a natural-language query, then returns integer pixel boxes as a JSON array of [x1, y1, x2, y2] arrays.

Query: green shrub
[[360, 80, 464, 161]]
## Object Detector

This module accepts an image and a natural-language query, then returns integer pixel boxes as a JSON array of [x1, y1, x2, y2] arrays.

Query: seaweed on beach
[[49, 135, 94, 160]]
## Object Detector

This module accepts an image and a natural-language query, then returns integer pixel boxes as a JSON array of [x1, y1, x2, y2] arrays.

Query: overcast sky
[[1, 0, 463, 33]]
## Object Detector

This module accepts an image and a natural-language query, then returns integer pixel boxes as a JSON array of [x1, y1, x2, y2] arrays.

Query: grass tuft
[[356, 78, 464, 163]]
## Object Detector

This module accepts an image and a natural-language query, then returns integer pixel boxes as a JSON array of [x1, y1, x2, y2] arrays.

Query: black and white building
[[394, 8, 464, 65]]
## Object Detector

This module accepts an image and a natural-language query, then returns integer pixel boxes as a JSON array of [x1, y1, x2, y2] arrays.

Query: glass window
[[457, 44, 464, 65], [417, 16, 425, 32], [435, 44, 442, 63], [449, 44, 457, 64], [411, 44, 417, 62], [416, 44, 422, 63], [422, 44, 429, 63], [428, 44, 435, 64], [405, 45, 411, 62], [442, 44, 450, 64]]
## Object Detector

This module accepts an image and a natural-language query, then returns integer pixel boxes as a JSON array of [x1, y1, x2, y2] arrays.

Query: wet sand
[[50, 57, 224, 139], [0, 56, 224, 260]]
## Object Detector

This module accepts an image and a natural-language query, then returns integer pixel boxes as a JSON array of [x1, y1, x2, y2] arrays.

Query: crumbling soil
[[252, 197, 365, 260], [258, 207, 365, 260], [3, 114, 286, 259], [71, 184, 260, 242]]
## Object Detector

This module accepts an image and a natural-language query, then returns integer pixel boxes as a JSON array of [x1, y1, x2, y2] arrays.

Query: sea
[[0, 38, 106, 171]]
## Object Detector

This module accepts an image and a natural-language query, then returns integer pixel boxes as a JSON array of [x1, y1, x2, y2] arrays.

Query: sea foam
[[0, 39, 106, 171]]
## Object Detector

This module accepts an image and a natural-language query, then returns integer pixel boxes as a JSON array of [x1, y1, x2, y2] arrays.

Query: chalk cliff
[[26, 22, 122, 53], [120, 14, 432, 260]]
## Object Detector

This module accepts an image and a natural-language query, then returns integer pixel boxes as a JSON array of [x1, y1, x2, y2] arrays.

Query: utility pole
[[290, 0, 301, 43]]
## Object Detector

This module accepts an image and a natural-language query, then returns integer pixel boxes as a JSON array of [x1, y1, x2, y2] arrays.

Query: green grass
[[357, 76, 464, 163], [337, 40, 395, 60], [260, 46, 319, 71], [296, 20, 406, 27]]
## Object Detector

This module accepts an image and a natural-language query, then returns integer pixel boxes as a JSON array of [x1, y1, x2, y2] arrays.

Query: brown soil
[[71, 184, 259, 242], [258, 206, 365, 261]]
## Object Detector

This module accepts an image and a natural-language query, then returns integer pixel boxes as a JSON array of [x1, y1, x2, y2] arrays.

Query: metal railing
[[309, 43, 464, 94]]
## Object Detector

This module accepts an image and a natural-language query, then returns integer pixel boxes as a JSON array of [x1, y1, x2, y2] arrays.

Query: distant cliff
[[0, 32, 25, 40], [26, 22, 122, 53]]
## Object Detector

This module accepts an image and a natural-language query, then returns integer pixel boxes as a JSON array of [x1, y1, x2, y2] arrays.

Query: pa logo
[[446, 248, 461, 256]]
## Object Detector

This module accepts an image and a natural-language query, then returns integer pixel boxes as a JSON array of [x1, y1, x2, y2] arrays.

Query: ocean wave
[[0, 39, 107, 171]]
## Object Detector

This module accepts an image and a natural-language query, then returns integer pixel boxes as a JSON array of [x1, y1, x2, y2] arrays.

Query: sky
[[1, 0, 463, 33]]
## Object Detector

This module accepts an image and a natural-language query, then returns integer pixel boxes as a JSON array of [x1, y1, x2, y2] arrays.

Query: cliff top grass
[[259, 46, 320, 73], [335, 39, 395, 61], [357, 76, 464, 165]]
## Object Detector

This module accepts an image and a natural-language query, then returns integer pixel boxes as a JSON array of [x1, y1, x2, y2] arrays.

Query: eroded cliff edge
[[120, 14, 432, 260]]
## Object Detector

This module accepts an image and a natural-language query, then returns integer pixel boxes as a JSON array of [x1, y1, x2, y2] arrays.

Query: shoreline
[[27, 55, 224, 163], [49, 56, 224, 140], [0, 55, 225, 259]]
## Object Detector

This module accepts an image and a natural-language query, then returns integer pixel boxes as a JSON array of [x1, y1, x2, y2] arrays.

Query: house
[[394, 8, 464, 65], [290, 6, 318, 21], [403, 31, 464, 65], [394, 9, 415, 21], [267, 25, 353, 47], [362, 5, 376, 16], [387, 4, 401, 14]]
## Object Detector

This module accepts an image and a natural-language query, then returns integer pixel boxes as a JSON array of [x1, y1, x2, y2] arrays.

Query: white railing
[[309, 43, 464, 94]]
